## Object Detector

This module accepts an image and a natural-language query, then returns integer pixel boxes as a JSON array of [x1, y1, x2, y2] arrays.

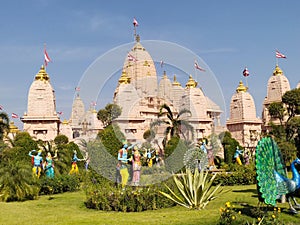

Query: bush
[[84, 172, 175, 212], [212, 164, 256, 186], [39, 175, 80, 195]]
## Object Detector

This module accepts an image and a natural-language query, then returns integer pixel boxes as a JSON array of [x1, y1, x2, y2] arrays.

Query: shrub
[[212, 164, 256, 186], [39, 175, 80, 195], [84, 172, 175, 212]]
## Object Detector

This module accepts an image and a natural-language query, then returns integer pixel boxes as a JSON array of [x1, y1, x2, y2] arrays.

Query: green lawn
[[0, 185, 299, 225]]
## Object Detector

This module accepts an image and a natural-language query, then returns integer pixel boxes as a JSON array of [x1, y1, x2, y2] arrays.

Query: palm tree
[[151, 104, 194, 148], [0, 160, 39, 201], [0, 112, 9, 141]]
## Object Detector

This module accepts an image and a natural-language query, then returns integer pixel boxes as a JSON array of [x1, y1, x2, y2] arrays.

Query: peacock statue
[[255, 137, 300, 214]]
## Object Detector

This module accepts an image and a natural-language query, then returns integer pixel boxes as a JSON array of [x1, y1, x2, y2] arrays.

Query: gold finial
[[172, 75, 181, 86], [9, 121, 19, 133], [273, 64, 283, 76], [185, 75, 197, 88], [136, 34, 140, 42], [35, 65, 50, 81], [236, 80, 248, 93], [118, 70, 130, 84], [62, 119, 69, 125]]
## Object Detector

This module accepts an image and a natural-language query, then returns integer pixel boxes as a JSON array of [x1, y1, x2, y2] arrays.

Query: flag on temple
[[57, 111, 63, 115], [44, 48, 51, 66], [11, 113, 18, 118], [91, 101, 97, 106], [133, 17, 139, 27], [243, 67, 250, 77], [128, 53, 138, 62], [0, 105, 3, 110], [194, 60, 205, 71], [276, 50, 286, 58], [75, 87, 80, 91], [160, 60, 164, 68]]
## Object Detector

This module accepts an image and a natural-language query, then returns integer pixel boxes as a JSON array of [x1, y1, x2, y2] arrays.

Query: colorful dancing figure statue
[[200, 142, 208, 154], [29, 150, 43, 178], [44, 152, 55, 178], [145, 149, 155, 167], [117, 144, 131, 188], [69, 150, 84, 175], [132, 147, 142, 186], [234, 146, 243, 165]]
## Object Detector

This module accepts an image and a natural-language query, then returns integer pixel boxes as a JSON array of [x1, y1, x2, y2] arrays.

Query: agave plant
[[160, 168, 223, 209]]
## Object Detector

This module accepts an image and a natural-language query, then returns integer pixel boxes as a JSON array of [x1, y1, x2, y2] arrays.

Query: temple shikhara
[[16, 26, 299, 156], [21, 65, 60, 141]]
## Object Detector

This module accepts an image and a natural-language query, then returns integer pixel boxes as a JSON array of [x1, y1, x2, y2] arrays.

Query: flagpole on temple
[[44, 43, 47, 68], [243, 67, 249, 88], [194, 59, 198, 82], [133, 17, 138, 41]]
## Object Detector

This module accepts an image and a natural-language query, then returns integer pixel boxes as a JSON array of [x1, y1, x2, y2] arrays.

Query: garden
[[1, 98, 300, 225]]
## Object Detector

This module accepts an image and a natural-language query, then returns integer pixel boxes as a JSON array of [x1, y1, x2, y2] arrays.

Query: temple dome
[[122, 35, 158, 96], [70, 94, 85, 127], [265, 65, 290, 104], [26, 66, 57, 117], [228, 81, 259, 122]]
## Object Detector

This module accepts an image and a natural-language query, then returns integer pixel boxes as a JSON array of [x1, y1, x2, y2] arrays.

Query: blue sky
[[1, 0, 300, 129]]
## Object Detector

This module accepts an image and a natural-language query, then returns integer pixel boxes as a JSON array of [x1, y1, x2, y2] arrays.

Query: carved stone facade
[[113, 36, 223, 144], [226, 81, 262, 152], [262, 65, 290, 132], [21, 66, 60, 141]]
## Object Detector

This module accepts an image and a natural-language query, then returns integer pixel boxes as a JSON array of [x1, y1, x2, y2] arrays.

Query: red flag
[[243, 67, 250, 77], [11, 113, 18, 118], [44, 48, 51, 66], [91, 101, 97, 106], [276, 50, 286, 58], [127, 53, 138, 62], [57, 111, 63, 115], [194, 60, 205, 72], [133, 17, 139, 27], [0, 105, 3, 110], [75, 87, 80, 91]]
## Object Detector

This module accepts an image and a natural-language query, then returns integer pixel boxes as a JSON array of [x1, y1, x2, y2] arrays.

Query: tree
[[219, 131, 241, 164], [97, 124, 126, 157], [12, 132, 38, 152], [54, 134, 69, 146], [151, 104, 194, 148], [268, 102, 285, 126], [0, 112, 9, 141], [0, 160, 39, 202], [97, 103, 121, 128], [268, 88, 300, 161], [282, 88, 300, 123]]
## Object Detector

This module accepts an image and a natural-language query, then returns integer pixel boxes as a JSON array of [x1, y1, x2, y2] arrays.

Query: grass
[[0, 185, 299, 225]]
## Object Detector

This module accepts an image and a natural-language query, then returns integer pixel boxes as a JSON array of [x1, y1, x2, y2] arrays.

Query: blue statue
[[29, 150, 43, 178]]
